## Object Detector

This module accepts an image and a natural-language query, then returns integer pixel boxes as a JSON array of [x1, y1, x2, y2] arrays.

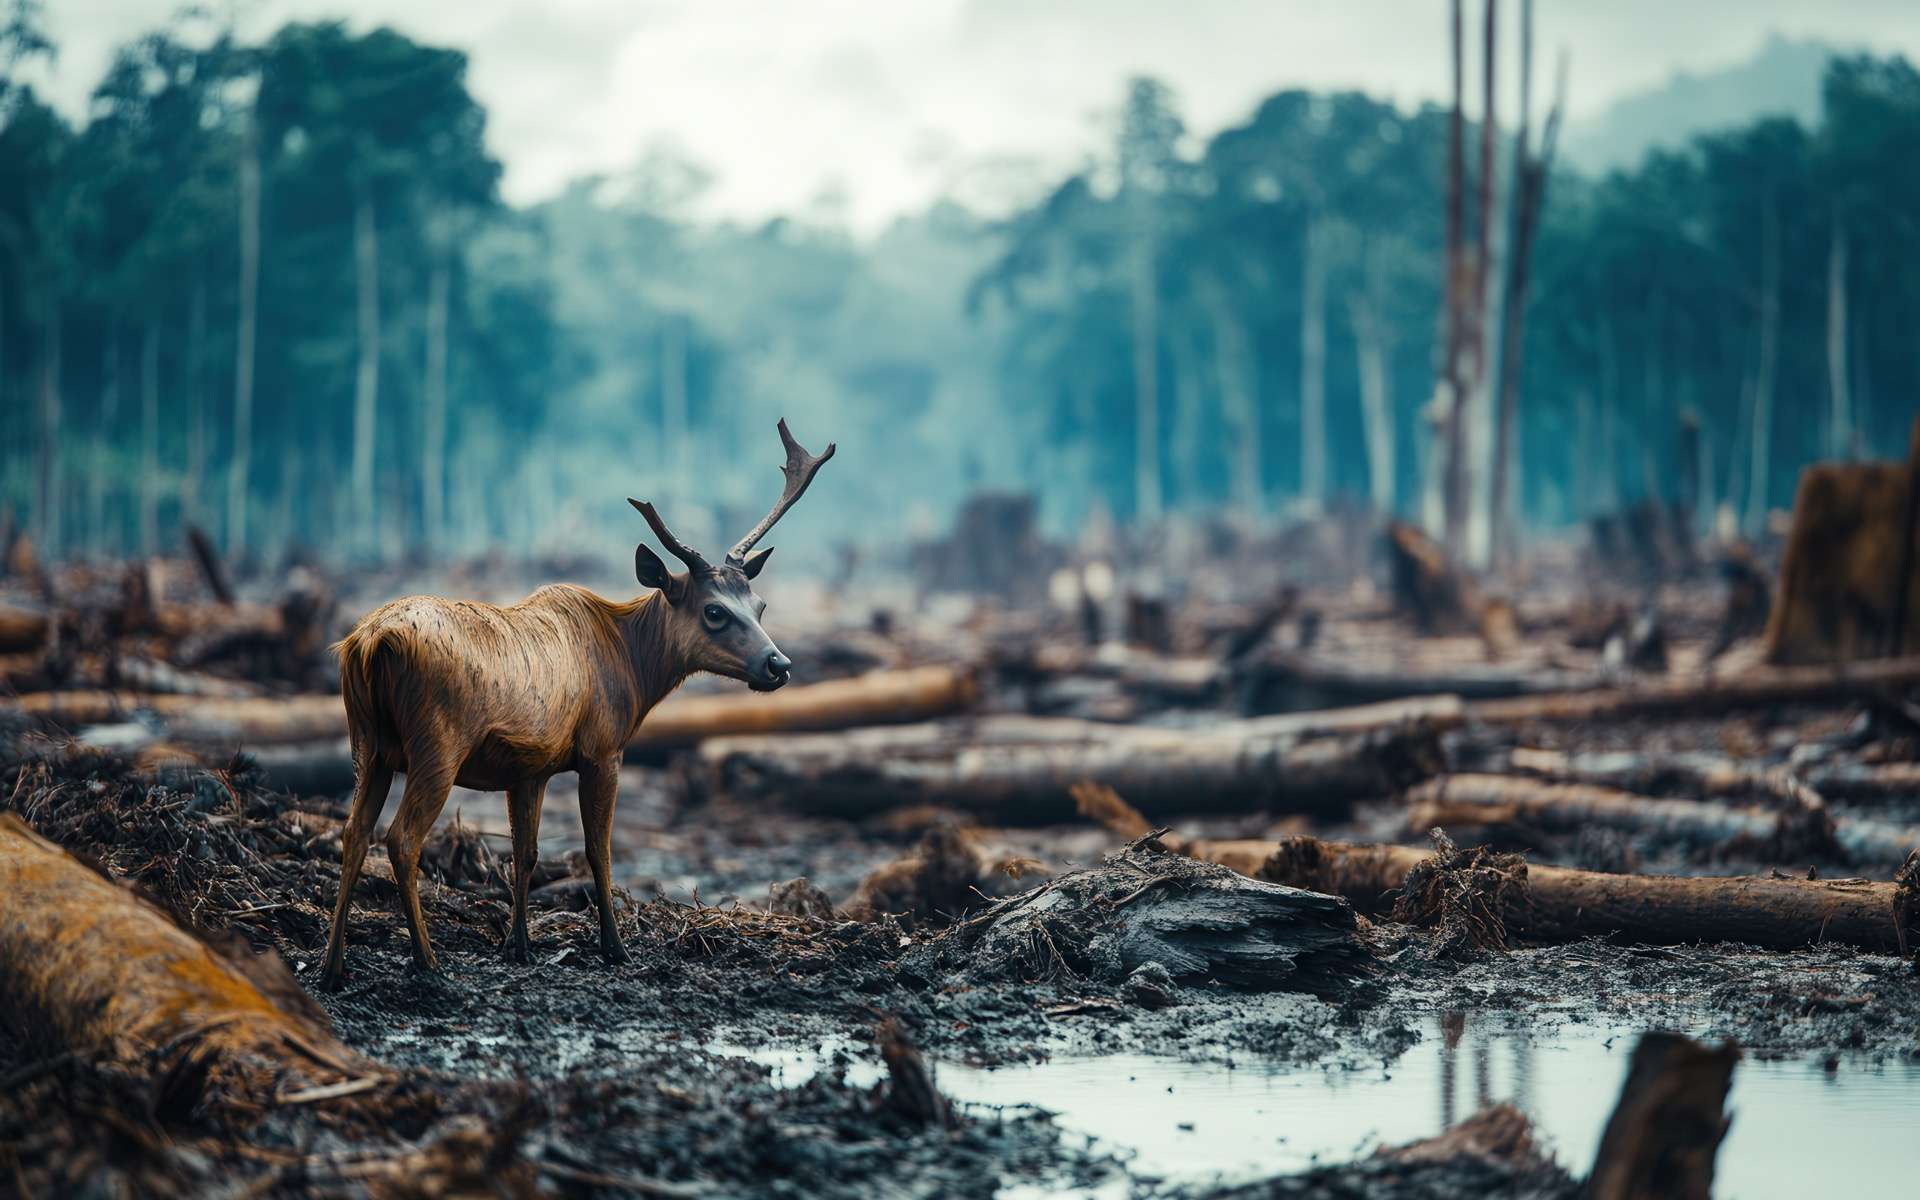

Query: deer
[[318, 420, 835, 989]]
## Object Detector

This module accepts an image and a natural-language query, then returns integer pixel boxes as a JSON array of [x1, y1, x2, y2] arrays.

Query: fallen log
[[703, 715, 1444, 823], [1255, 835, 1919, 954], [8, 665, 978, 755], [0, 604, 47, 652], [629, 664, 976, 753], [1407, 773, 1920, 866], [0, 814, 370, 1114], [1585, 1033, 1737, 1200], [1463, 654, 1920, 726]]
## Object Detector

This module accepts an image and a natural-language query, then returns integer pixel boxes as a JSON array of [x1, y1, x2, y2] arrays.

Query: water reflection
[[726, 1014, 1920, 1195]]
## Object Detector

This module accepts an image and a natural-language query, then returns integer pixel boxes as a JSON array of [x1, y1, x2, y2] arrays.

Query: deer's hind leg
[[320, 744, 394, 990], [504, 777, 548, 964], [386, 738, 460, 973], [577, 755, 630, 965]]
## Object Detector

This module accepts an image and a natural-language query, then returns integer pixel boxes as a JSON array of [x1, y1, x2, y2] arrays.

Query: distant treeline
[[1, 7, 1916, 564]]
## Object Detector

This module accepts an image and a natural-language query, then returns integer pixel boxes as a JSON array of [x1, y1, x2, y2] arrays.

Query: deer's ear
[[741, 546, 775, 580], [635, 544, 683, 601]]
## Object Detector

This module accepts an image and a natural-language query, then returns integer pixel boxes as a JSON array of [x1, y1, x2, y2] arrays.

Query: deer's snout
[[751, 649, 792, 691]]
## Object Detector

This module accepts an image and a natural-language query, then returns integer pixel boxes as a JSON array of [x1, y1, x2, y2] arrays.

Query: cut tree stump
[[1585, 1033, 1737, 1200]]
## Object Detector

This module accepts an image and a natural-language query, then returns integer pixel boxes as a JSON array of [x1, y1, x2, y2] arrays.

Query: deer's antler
[[728, 419, 836, 563], [628, 498, 711, 574]]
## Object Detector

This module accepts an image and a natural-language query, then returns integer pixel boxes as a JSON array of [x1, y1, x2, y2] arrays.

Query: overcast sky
[[35, 0, 1920, 233]]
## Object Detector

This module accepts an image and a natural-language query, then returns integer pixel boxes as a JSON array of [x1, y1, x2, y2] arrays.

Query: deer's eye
[[702, 604, 729, 629]]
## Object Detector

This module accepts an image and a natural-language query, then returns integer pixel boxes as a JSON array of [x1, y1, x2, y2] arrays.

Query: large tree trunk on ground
[[1407, 773, 1920, 866], [1462, 654, 1920, 726], [632, 665, 976, 752], [351, 187, 381, 555], [230, 122, 260, 556], [701, 715, 1443, 823], [1253, 835, 1918, 953], [0, 814, 369, 1111]]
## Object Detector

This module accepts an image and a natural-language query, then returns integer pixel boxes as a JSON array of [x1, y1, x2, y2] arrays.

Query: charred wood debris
[[3, 443, 1920, 1197]]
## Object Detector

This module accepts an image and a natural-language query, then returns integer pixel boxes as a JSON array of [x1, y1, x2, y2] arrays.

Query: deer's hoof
[[504, 937, 535, 966], [318, 961, 347, 991], [600, 937, 631, 966]]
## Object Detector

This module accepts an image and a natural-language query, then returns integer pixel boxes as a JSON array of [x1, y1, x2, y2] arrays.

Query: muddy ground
[[5, 681, 1918, 1198]]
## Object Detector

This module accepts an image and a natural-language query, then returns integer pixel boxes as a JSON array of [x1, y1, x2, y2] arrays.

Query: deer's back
[[338, 586, 635, 781]]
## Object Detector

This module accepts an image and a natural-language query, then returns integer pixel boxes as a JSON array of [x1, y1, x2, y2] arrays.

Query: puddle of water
[[719, 1017, 1920, 1196]]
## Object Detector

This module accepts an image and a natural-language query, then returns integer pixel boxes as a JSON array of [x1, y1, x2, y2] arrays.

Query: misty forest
[[7, 2, 1920, 1197], [4, 6, 1917, 569]]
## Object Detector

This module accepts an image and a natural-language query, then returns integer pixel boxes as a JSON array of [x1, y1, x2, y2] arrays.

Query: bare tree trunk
[[1826, 215, 1851, 460], [1490, 29, 1565, 566], [422, 245, 450, 554], [187, 274, 207, 524], [1299, 213, 1327, 510], [1130, 230, 1161, 521], [1435, 0, 1470, 548], [229, 120, 260, 558], [1462, 0, 1499, 567], [37, 306, 61, 557], [1201, 276, 1262, 513], [92, 321, 121, 556], [352, 186, 381, 557], [140, 320, 159, 554], [1745, 194, 1780, 535], [1347, 274, 1395, 514]]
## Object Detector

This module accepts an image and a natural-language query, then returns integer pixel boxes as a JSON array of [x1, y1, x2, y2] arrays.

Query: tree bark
[[702, 716, 1442, 824], [1253, 835, 1917, 954], [140, 320, 159, 555], [1299, 212, 1327, 509], [1826, 214, 1851, 460], [352, 186, 381, 556], [0, 814, 369, 1111], [1744, 192, 1780, 535], [422, 247, 450, 554], [1408, 773, 1920, 866], [230, 120, 260, 557]]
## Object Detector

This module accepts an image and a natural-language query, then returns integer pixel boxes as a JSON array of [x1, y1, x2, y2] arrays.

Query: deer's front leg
[[577, 755, 630, 965]]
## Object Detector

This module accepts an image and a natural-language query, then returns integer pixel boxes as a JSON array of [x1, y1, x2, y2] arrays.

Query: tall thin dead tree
[[1489, 4, 1566, 566], [1299, 213, 1326, 510], [37, 305, 60, 556], [1431, 0, 1469, 546], [421, 229, 451, 554], [1744, 193, 1781, 535], [1130, 223, 1161, 522], [229, 113, 260, 557], [1825, 212, 1851, 459], [351, 181, 381, 554], [140, 320, 159, 554], [1200, 273, 1262, 513]]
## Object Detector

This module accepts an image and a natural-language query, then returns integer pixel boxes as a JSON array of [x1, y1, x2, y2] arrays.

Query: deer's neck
[[613, 591, 695, 725]]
